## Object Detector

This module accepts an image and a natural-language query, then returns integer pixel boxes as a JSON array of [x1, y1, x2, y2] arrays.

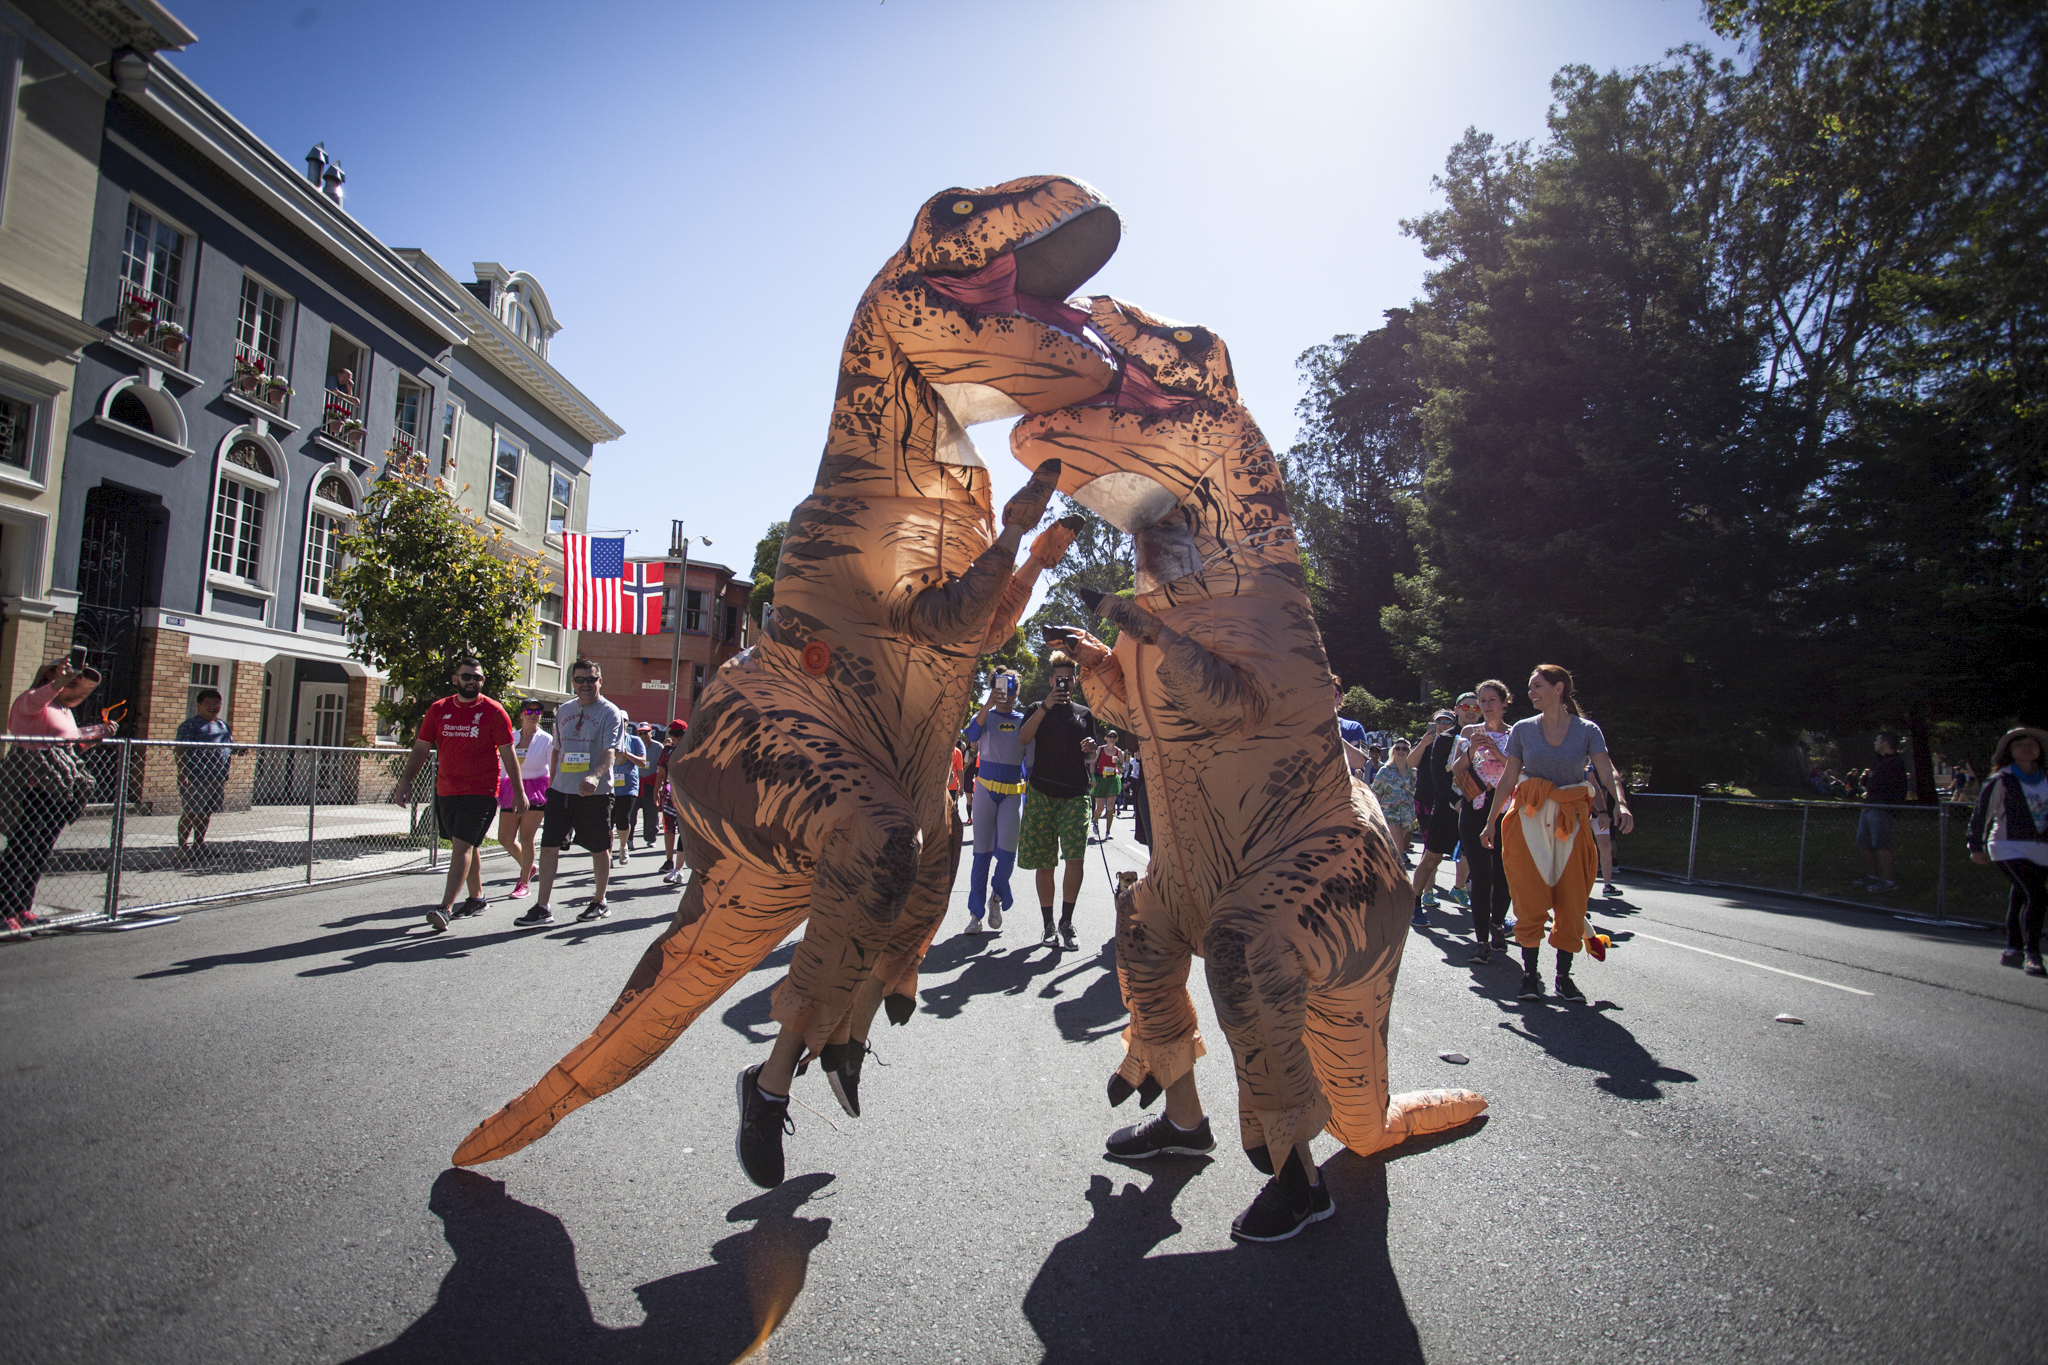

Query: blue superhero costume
[[964, 706, 1029, 917]]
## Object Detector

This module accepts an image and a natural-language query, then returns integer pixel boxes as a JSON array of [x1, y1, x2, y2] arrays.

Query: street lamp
[[666, 522, 711, 715]]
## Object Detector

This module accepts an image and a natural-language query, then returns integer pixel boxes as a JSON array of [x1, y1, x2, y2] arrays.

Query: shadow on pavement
[[918, 938, 1066, 1019], [719, 943, 796, 1044], [1488, 990, 1698, 1100], [1042, 940, 1126, 1041], [346, 1168, 833, 1365], [1024, 1138, 1452, 1364]]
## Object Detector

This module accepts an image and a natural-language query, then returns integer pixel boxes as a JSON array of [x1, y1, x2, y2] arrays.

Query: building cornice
[[0, 280, 105, 361], [118, 57, 469, 347], [53, 0, 193, 50], [397, 250, 624, 446]]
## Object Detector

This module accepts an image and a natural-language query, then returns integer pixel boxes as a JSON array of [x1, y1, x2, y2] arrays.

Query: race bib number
[[561, 750, 592, 775]]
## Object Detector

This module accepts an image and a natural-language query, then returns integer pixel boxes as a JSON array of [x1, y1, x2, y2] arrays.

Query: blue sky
[[161, 0, 1729, 574]]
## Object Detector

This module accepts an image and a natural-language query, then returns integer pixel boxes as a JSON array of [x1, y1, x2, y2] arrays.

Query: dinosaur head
[[1010, 296, 1293, 594], [880, 178, 1121, 439]]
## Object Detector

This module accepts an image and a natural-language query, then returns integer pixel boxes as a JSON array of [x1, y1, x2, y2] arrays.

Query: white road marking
[[1629, 930, 1875, 996]]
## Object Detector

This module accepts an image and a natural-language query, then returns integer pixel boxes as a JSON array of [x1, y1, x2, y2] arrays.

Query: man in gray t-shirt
[[519, 659, 629, 929]]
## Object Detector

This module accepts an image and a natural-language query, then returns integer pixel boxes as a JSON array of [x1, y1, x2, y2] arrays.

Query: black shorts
[[610, 793, 638, 831], [435, 794, 498, 848], [1423, 798, 1463, 856], [541, 793, 612, 852]]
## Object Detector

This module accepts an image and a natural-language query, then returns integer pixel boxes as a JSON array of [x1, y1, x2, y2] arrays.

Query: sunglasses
[[573, 676, 597, 686], [522, 706, 542, 714], [457, 673, 483, 682]]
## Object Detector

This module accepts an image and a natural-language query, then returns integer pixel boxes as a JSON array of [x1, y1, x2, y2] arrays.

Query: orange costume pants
[[1501, 778, 1599, 953]]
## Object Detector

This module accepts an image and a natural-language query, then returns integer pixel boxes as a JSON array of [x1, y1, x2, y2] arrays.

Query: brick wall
[[220, 655, 263, 812], [130, 626, 189, 810]]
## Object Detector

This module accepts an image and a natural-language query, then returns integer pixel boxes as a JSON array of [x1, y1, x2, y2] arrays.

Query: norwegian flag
[[562, 532, 626, 631], [621, 560, 665, 635]]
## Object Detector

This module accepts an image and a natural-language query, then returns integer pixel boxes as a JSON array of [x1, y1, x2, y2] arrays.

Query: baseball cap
[[668, 718, 688, 733], [1432, 710, 1457, 726]]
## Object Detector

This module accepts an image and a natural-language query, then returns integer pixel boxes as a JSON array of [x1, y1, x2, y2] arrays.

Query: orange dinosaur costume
[[1014, 297, 1486, 1174], [454, 177, 1122, 1169]]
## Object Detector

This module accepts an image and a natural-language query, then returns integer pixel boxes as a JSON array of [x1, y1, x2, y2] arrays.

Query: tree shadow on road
[[345, 1168, 833, 1365], [1023, 1134, 1463, 1364]]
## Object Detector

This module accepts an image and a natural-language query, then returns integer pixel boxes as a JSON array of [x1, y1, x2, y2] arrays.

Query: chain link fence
[[2, 737, 451, 931], [1619, 792, 2000, 923]]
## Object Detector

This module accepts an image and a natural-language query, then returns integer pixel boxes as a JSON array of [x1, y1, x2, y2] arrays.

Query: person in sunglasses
[[395, 655, 524, 932], [518, 659, 626, 926]]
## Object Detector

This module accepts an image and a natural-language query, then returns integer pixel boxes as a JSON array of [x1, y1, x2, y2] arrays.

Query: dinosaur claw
[[1074, 586, 1106, 615], [1002, 459, 1063, 532], [1057, 514, 1086, 532], [1107, 1074, 1135, 1107], [883, 992, 916, 1026], [1136, 1076, 1163, 1109]]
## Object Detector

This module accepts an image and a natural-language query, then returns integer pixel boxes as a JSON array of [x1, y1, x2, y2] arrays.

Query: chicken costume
[[1014, 297, 1486, 1170], [453, 178, 1121, 1166]]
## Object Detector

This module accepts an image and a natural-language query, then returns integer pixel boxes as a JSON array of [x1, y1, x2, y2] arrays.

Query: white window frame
[[186, 658, 233, 719], [0, 363, 59, 489], [234, 269, 294, 377], [118, 195, 195, 320], [96, 375, 192, 457], [535, 591, 563, 665], [299, 465, 362, 609], [547, 466, 573, 538], [392, 374, 427, 454], [204, 429, 287, 604], [489, 426, 525, 520], [438, 395, 463, 479]]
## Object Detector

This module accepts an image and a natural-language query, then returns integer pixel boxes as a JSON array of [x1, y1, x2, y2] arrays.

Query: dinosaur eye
[[1171, 329, 1194, 343], [952, 200, 974, 215]]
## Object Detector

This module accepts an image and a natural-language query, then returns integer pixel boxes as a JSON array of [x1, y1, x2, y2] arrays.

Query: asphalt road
[[3, 827, 2043, 1364]]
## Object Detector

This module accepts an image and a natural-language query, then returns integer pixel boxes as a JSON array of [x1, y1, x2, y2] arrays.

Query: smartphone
[[68, 644, 88, 670]]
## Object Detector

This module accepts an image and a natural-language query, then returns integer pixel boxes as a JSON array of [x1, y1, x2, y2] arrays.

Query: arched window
[[303, 470, 358, 601], [98, 377, 190, 451], [109, 389, 154, 433], [209, 436, 281, 587]]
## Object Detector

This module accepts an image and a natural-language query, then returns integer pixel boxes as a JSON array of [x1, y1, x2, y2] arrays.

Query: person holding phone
[[961, 667, 1028, 934], [0, 654, 111, 930], [1017, 650, 1099, 949]]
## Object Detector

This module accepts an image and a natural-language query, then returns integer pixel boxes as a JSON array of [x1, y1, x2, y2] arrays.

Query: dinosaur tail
[[453, 869, 810, 1166]]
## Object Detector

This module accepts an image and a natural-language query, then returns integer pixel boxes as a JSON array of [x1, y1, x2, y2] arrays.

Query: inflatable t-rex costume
[[1014, 296, 1486, 1174], [454, 177, 1122, 1168]]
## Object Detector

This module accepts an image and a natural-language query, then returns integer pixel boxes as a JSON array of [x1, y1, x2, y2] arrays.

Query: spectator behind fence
[[1, 658, 110, 930], [174, 687, 237, 856], [1968, 726, 2048, 977], [1855, 732, 1909, 893]]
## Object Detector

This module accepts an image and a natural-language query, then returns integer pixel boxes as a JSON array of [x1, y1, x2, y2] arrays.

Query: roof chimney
[[320, 162, 345, 209], [304, 142, 328, 185]]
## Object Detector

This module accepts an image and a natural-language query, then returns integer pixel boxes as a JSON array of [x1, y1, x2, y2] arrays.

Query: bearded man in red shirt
[[395, 655, 525, 932]]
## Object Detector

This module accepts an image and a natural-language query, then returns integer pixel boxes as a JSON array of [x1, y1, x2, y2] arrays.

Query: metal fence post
[[306, 752, 317, 884], [1797, 803, 1810, 894], [1686, 796, 1702, 883], [1936, 802, 1948, 919], [102, 739, 132, 921]]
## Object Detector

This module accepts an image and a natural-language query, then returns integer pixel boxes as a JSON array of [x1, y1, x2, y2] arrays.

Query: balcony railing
[[318, 388, 364, 452], [229, 345, 292, 418], [115, 287, 189, 366]]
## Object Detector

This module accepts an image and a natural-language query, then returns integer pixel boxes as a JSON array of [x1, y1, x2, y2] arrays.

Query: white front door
[[297, 683, 349, 747]]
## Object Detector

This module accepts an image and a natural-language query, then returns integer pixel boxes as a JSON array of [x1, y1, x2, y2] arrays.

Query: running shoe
[[662, 868, 685, 886], [1229, 1156, 1334, 1244], [1518, 971, 1545, 1000], [1469, 945, 1492, 966], [1602, 882, 1624, 898], [2028, 953, 2047, 978], [2002, 948, 2026, 967], [1058, 919, 1078, 951], [1411, 905, 1430, 929], [510, 880, 531, 899], [514, 905, 555, 928], [1446, 887, 1471, 907], [452, 897, 489, 919], [658, 859, 675, 876], [1419, 890, 1439, 909], [735, 1064, 793, 1189], [987, 902, 1004, 932], [1041, 914, 1059, 946], [576, 900, 611, 922], [965, 916, 985, 935], [1107, 1111, 1216, 1159], [1554, 972, 1586, 1001], [426, 908, 450, 933]]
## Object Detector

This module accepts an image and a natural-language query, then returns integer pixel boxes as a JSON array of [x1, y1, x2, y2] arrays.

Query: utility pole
[[665, 521, 710, 719]]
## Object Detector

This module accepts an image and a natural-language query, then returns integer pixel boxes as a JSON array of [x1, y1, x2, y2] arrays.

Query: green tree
[[748, 519, 786, 618], [331, 479, 547, 742]]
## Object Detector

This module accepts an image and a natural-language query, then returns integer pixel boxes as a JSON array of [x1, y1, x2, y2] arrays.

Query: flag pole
[[666, 521, 688, 718]]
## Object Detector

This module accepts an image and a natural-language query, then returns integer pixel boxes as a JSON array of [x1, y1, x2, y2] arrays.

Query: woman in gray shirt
[[1481, 664, 1633, 1002]]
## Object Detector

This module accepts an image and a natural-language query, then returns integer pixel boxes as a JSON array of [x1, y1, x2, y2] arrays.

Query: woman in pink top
[[2, 659, 109, 928]]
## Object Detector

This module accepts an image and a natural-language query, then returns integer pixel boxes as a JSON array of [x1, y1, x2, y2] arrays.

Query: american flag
[[621, 561, 665, 635], [562, 533, 627, 631]]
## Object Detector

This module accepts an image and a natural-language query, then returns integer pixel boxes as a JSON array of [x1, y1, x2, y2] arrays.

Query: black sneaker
[[452, 897, 488, 919], [426, 908, 450, 933], [824, 1040, 867, 1119], [1518, 971, 1545, 1000], [2002, 948, 2026, 967], [2028, 954, 2047, 978], [658, 859, 675, 875], [1469, 945, 1492, 965], [514, 905, 555, 928], [1554, 972, 1585, 1001], [735, 1064, 792, 1189], [576, 900, 611, 922], [1058, 919, 1078, 951], [1041, 914, 1058, 946], [1492, 929, 1509, 952], [1229, 1154, 1335, 1244], [1107, 1112, 1217, 1159]]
